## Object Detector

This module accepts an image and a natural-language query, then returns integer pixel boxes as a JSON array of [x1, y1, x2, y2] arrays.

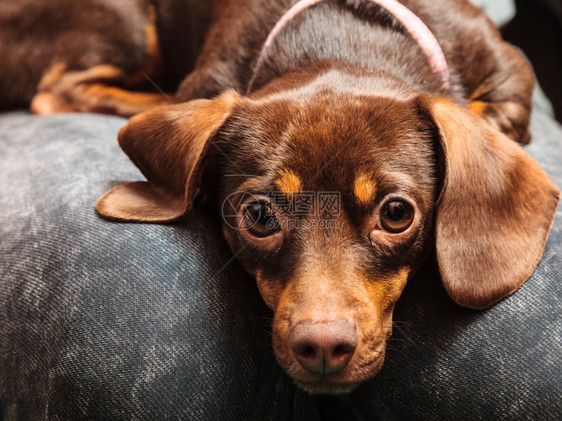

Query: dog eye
[[380, 200, 414, 233], [243, 202, 280, 237]]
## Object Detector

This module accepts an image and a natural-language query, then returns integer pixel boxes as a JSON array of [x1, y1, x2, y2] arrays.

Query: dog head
[[96, 81, 559, 393]]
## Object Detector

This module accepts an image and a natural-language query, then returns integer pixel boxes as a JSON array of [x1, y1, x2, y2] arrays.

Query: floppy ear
[[430, 99, 560, 309], [96, 90, 241, 222]]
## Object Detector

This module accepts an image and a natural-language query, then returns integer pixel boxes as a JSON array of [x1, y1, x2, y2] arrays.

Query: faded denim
[[0, 109, 560, 420]]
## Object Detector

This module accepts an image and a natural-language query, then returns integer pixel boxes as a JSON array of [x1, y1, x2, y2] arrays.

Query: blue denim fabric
[[0, 110, 560, 420]]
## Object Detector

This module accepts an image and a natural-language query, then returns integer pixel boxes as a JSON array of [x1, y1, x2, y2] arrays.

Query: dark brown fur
[[3, 0, 559, 393]]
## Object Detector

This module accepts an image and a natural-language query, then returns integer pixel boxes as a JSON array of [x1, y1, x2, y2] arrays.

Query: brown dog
[[3, 0, 560, 393]]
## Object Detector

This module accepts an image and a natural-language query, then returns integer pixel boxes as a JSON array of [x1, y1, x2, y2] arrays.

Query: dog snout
[[289, 320, 357, 375]]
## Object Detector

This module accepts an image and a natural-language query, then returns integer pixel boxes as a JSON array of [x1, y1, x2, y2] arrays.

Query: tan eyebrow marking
[[275, 169, 302, 196], [354, 173, 377, 206]]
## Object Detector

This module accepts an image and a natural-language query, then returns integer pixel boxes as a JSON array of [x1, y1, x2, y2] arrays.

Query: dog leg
[[467, 43, 534, 144], [31, 64, 172, 117]]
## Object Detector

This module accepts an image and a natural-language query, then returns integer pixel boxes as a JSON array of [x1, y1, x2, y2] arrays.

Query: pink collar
[[247, 0, 450, 94]]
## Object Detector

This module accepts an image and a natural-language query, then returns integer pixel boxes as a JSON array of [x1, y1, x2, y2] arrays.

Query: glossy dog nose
[[289, 320, 357, 375]]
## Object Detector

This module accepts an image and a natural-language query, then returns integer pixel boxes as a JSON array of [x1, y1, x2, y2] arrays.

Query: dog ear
[[429, 98, 560, 309], [96, 90, 241, 222]]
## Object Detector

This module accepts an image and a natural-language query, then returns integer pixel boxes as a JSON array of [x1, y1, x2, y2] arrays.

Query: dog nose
[[289, 320, 357, 375]]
